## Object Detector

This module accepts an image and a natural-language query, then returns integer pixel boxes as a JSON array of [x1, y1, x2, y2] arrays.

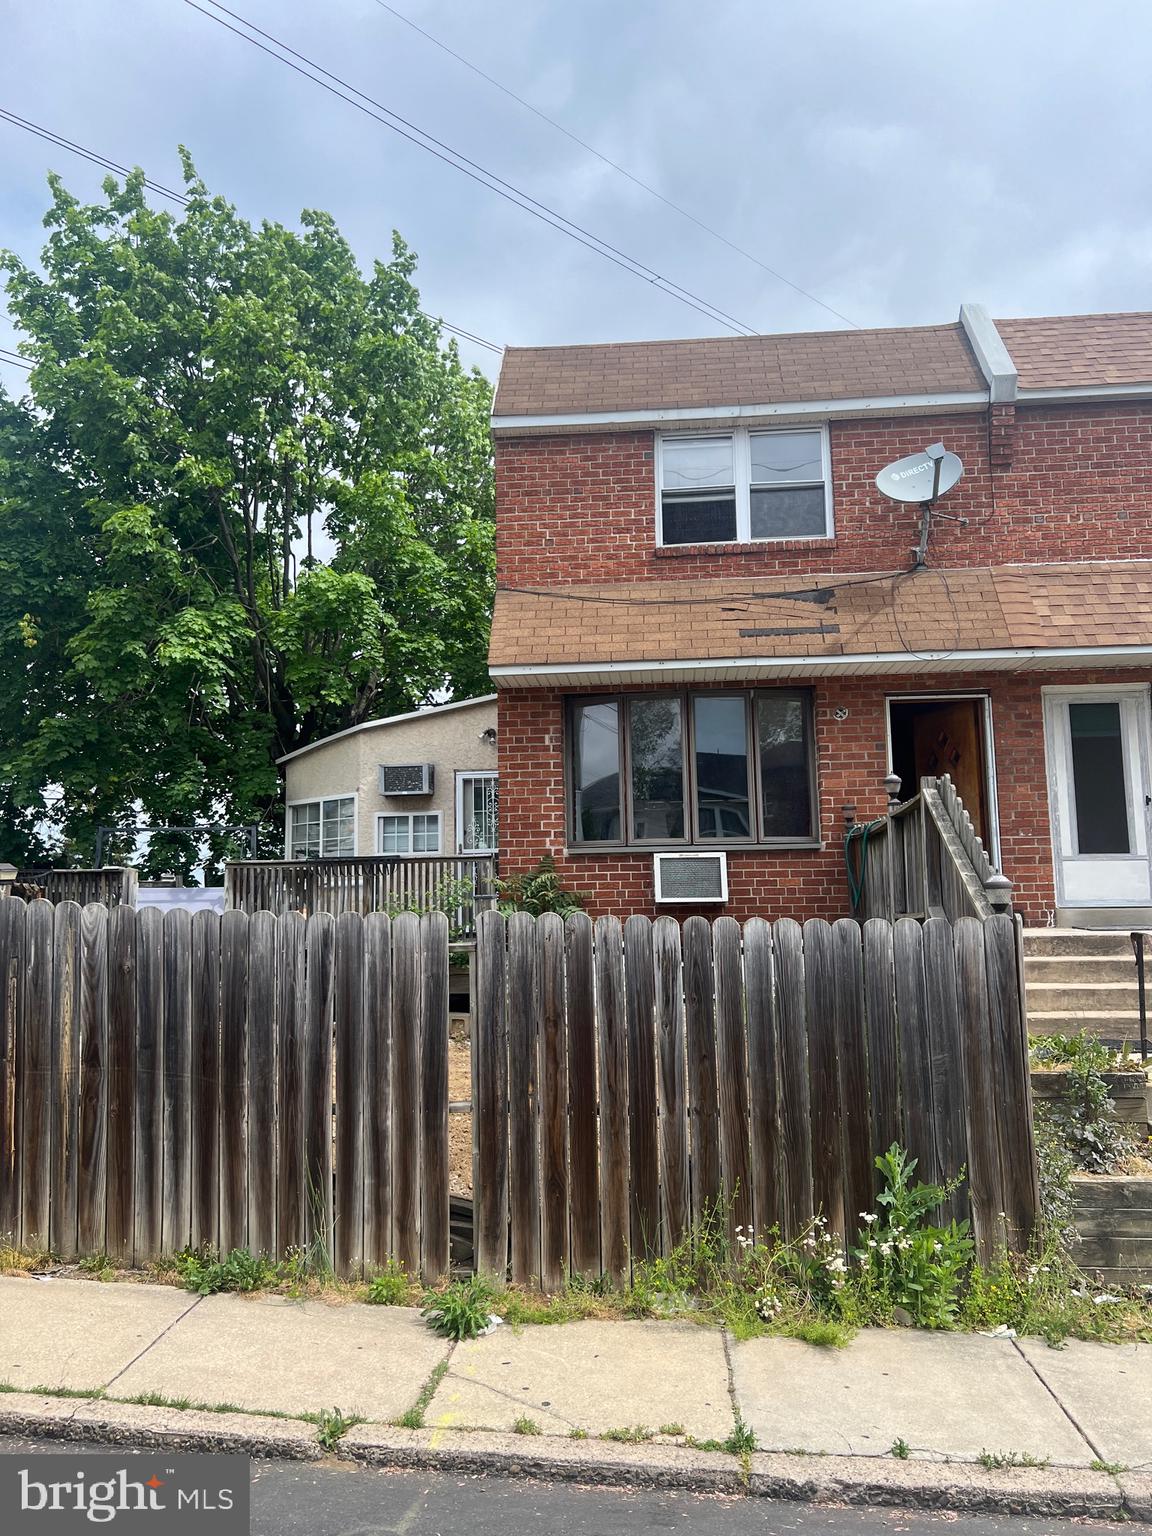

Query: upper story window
[[658, 426, 831, 546], [290, 796, 355, 858], [569, 689, 816, 848]]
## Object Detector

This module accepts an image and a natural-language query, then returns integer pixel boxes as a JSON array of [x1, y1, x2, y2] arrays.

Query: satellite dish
[[875, 443, 964, 504]]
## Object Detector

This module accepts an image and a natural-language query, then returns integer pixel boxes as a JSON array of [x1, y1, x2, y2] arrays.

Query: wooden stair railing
[[846, 774, 1013, 923]]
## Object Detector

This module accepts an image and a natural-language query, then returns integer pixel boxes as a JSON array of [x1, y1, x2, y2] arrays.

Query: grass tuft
[[513, 1414, 542, 1436]]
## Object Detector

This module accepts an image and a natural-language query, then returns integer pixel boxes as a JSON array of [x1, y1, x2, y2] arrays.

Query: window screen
[[660, 436, 737, 545]]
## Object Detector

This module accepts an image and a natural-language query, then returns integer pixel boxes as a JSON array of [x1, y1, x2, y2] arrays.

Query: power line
[[0, 348, 32, 370], [0, 105, 503, 355], [183, 0, 759, 337], [496, 570, 908, 607], [370, 0, 859, 331]]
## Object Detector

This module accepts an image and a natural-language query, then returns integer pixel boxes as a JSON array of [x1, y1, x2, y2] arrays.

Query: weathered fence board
[[391, 912, 423, 1275], [507, 911, 540, 1286], [744, 918, 779, 1238], [51, 900, 82, 1259], [161, 908, 192, 1256], [774, 918, 813, 1238], [420, 912, 450, 1283], [106, 904, 137, 1264], [334, 912, 365, 1277], [565, 912, 599, 1276], [714, 917, 752, 1241], [190, 910, 220, 1251], [21, 898, 53, 1248], [219, 910, 249, 1255], [595, 916, 629, 1285], [134, 905, 165, 1263], [361, 912, 392, 1272], [624, 916, 660, 1264], [537, 912, 569, 1291], [473, 908, 508, 1278], [683, 916, 721, 1225], [76, 904, 108, 1255], [654, 917, 689, 1254], [247, 909, 278, 1260], [0, 900, 25, 1242], [0, 901, 1038, 1289]]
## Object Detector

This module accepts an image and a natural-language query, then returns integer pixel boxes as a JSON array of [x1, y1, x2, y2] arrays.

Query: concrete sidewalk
[[0, 1275, 1148, 1518]]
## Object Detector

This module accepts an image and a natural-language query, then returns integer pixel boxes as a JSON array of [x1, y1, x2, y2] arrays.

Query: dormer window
[[658, 426, 831, 546]]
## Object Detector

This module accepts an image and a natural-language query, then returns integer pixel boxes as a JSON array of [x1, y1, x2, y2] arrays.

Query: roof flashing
[[958, 304, 1018, 402]]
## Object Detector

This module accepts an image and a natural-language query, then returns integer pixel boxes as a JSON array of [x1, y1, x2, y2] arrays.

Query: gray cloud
[[2, 0, 1150, 391]]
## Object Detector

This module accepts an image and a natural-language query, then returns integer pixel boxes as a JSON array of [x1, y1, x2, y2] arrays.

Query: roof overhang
[[490, 390, 990, 435], [491, 645, 1152, 689]]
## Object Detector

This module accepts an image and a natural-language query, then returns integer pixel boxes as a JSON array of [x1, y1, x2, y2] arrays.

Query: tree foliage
[[0, 155, 494, 874]]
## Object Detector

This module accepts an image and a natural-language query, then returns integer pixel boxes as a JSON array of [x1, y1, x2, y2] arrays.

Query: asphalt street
[[0, 1439, 1133, 1536]]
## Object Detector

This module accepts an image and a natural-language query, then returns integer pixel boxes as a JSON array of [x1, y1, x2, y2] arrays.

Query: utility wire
[[0, 348, 32, 370], [0, 105, 503, 354], [496, 569, 910, 606], [183, 0, 759, 337], [370, 0, 859, 331]]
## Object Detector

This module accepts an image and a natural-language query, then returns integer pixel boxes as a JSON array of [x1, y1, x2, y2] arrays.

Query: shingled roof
[[493, 322, 984, 418], [492, 310, 1152, 424], [489, 562, 1152, 683], [996, 312, 1152, 391]]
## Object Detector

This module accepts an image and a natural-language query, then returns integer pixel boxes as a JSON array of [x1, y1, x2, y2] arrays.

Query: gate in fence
[[0, 901, 1037, 1285]]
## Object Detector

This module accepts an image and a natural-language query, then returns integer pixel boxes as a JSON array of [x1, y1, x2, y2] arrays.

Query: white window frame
[[284, 794, 358, 859], [655, 424, 833, 547], [455, 770, 499, 855], [375, 810, 443, 856]]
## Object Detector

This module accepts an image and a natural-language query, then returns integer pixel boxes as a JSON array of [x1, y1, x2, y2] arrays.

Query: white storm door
[[1045, 687, 1152, 907]]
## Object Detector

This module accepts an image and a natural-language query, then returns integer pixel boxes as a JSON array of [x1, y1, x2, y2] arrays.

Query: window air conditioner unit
[[379, 762, 434, 797], [653, 851, 728, 904]]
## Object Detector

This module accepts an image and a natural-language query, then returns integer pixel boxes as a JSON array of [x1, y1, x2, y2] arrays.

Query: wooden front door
[[911, 700, 987, 842]]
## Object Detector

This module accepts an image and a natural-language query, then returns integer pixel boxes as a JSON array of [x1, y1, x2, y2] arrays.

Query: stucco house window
[[377, 812, 442, 854], [289, 796, 355, 858], [457, 772, 498, 854]]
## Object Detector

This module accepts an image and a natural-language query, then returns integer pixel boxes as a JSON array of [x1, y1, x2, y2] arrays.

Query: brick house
[[488, 307, 1152, 931]]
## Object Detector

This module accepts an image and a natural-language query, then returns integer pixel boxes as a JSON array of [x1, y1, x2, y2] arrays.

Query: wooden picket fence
[[0, 900, 450, 1280], [472, 910, 1037, 1287], [0, 900, 1038, 1286]]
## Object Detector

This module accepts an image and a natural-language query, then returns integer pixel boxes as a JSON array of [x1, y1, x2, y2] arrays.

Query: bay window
[[658, 426, 831, 546], [569, 690, 816, 847]]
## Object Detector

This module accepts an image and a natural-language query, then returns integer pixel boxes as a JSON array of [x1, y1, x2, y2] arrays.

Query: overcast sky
[[2, 0, 1151, 392]]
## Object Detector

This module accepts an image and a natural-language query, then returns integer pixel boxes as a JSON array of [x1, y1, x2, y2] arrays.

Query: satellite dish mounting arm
[[911, 442, 966, 569]]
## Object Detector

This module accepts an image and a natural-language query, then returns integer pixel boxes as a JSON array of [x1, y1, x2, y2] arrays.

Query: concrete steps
[[1023, 928, 1148, 1044]]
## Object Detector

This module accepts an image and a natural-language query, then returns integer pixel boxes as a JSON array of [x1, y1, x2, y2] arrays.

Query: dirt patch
[[449, 1038, 473, 1196]]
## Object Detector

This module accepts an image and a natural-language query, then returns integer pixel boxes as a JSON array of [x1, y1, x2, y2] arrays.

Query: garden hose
[[845, 819, 886, 911]]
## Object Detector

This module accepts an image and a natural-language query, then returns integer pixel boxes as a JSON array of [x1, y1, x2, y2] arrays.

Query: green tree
[[0, 155, 494, 876]]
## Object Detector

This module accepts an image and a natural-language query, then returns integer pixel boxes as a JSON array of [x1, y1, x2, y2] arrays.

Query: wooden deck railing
[[846, 774, 1013, 923], [12, 867, 139, 907], [224, 854, 499, 934]]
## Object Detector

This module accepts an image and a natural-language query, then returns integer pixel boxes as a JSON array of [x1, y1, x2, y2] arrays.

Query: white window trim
[[655, 424, 834, 548], [374, 810, 443, 856], [454, 770, 499, 855], [284, 793, 359, 859]]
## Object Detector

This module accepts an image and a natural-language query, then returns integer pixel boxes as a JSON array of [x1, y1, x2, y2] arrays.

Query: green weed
[[513, 1414, 542, 1436], [364, 1260, 411, 1306], [421, 1276, 496, 1341]]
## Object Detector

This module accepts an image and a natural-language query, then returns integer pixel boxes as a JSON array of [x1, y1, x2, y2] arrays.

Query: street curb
[[0, 1397, 1142, 1520], [340, 1423, 745, 1492], [0, 1393, 323, 1461]]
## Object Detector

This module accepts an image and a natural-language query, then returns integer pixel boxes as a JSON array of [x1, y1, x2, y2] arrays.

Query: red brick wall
[[496, 669, 1152, 926], [495, 401, 1152, 586]]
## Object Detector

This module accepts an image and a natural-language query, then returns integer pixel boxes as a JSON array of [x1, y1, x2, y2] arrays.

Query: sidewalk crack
[[99, 1295, 205, 1398], [1009, 1338, 1107, 1465]]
